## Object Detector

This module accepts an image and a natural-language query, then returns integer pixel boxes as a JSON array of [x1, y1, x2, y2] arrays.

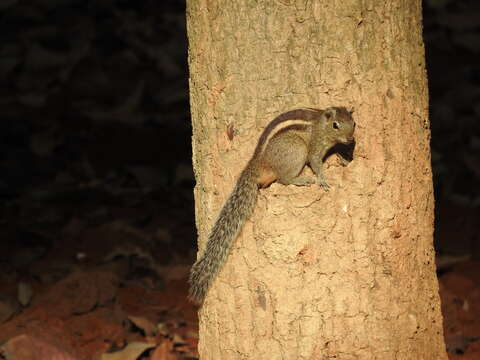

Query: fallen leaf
[[150, 341, 176, 360], [101, 342, 155, 360], [172, 333, 186, 345], [34, 270, 119, 317], [127, 315, 157, 337], [18, 282, 34, 307], [1, 334, 76, 360], [157, 322, 168, 336]]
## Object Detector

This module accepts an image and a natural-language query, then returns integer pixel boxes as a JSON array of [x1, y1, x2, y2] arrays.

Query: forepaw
[[317, 178, 331, 191], [338, 157, 351, 167]]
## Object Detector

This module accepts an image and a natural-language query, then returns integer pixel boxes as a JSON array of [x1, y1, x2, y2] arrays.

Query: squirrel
[[189, 107, 355, 304]]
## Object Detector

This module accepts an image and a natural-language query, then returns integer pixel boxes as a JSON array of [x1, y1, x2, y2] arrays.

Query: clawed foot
[[338, 157, 351, 167], [317, 177, 331, 191]]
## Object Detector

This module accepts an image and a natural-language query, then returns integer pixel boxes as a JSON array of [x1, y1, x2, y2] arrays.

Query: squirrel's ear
[[324, 108, 336, 120], [347, 107, 355, 115]]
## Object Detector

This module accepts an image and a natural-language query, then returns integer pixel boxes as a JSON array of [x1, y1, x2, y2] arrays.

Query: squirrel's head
[[322, 107, 355, 144]]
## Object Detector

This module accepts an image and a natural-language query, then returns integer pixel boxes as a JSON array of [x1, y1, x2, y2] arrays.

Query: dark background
[[0, 0, 479, 359]]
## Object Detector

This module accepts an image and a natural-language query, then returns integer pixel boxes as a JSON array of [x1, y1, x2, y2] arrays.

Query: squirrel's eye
[[333, 121, 339, 130]]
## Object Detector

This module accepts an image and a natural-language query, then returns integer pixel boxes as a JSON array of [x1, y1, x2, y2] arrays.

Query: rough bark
[[187, 1, 447, 359]]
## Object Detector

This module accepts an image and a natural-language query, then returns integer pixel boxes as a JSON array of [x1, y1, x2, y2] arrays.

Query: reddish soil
[[440, 261, 480, 359], [0, 207, 200, 360]]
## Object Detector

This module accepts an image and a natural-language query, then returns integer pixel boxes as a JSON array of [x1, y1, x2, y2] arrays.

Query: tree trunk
[[187, 1, 447, 359]]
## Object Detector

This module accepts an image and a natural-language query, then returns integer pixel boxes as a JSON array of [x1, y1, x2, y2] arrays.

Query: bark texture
[[187, 1, 447, 359]]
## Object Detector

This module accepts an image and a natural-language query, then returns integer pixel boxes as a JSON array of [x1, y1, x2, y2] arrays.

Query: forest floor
[[441, 259, 480, 360], [0, 178, 200, 360]]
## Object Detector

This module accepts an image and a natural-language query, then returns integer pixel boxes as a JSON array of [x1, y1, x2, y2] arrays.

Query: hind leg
[[280, 174, 315, 186], [263, 134, 314, 186]]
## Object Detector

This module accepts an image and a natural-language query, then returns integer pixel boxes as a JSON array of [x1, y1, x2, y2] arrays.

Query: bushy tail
[[188, 166, 258, 304]]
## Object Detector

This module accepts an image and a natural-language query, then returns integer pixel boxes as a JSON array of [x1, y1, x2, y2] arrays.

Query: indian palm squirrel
[[189, 107, 356, 304]]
